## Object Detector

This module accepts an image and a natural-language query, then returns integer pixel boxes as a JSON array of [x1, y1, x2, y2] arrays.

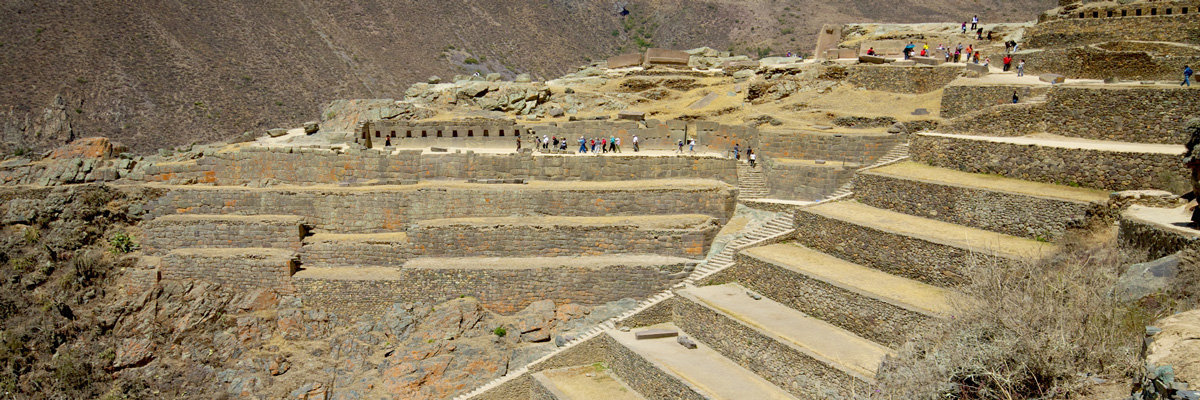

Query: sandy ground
[[870, 161, 1109, 202]]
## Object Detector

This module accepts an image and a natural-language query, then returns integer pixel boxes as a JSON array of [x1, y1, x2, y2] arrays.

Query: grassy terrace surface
[[868, 161, 1108, 203]]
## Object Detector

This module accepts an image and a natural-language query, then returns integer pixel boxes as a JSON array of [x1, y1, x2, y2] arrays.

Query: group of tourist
[[731, 143, 757, 168]]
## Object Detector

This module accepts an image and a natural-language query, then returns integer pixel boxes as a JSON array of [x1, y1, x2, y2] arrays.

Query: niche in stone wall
[[1166, 8, 1172, 15], [390, 131, 396, 137], [437, 131, 443, 137], [375, 131, 381, 138], [1107, 10, 1113, 17], [406, 131, 412, 138], [468, 130, 473, 137], [1151, 8, 1157, 15], [1092, 11, 1098, 17], [1123, 9, 1127, 16], [499, 130, 505, 137], [1136, 9, 1142, 16], [483, 130, 488, 137]]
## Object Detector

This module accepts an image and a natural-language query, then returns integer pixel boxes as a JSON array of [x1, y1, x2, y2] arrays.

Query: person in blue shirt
[[1183, 65, 1193, 87]]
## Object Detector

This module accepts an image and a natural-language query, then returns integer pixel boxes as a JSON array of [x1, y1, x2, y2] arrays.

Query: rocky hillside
[[0, 0, 1051, 154]]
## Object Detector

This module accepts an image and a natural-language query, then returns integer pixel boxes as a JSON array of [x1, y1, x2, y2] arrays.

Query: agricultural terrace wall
[[1119, 211, 1199, 259], [140, 215, 305, 254], [293, 262, 691, 315], [159, 249, 297, 293], [1025, 14, 1200, 48], [843, 65, 964, 94], [362, 119, 759, 152], [756, 130, 902, 164], [762, 159, 858, 201], [1019, 46, 1200, 81], [408, 218, 719, 259], [143, 183, 736, 233], [946, 86, 1199, 144], [910, 133, 1189, 191], [941, 83, 1049, 119], [140, 147, 739, 185]]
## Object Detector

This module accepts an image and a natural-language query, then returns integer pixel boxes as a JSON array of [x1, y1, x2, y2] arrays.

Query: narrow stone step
[[532, 366, 646, 400], [729, 243, 956, 346], [674, 283, 890, 398], [795, 200, 1054, 286], [856, 161, 1109, 241], [605, 323, 798, 400]]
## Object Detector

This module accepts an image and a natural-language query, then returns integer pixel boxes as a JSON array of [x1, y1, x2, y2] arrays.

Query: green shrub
[[109, 233, 135, 254], [23, 226, 39, 244], [492, 327, 507, 337], [463, 58, 479, 64]]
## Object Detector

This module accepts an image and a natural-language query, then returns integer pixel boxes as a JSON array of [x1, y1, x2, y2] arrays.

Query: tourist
[[384, 136, 391, 147], [971, 15, 978, 30], [1011, 41, 1019, 52], [944, 50, 952, 63], [972, 51, 980, 64], [1184, 65, 1194, 87], [542, 135, 549, 151], [748, 148, 756, 168], [987, 31, 993, 41], [1003, 55, 1012, 72], [591, 138, 597, 153], [688, 138, 696, 153], [961, 22, 967, 34], [559, 138, 567, 151], [1017, 59, 1026, 77], [1012, 91, 1019, 104], [632, 135, 640, 152], [518, 136, 523, 151], [866, 47, 876, 56], [601, 137, 608, 153], [920, 47, 927, 57], [976, 28, 983, 40], [552, 136, 559, 149], [677, 139, 684, 153], [903, 42, 915, 60], [610, 136, 618, 153], [733, 143, 740, 160], [954, 48, 961, 63], [983, 57, 990, 68], [1180, 119, 1200, 227], [577, 136, 586, 153]]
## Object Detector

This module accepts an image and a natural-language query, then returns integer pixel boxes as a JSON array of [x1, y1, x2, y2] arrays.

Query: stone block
[[635, 329, 678, 340], [893, 60, 916, 66], [677, 335, 697, 349], [911, 56, 943, 66], [1040, 73, 1066, 84], [858, 55, 888, 64], [618, 110, 646, 121], [965, 63, 990, 74], [838, 48, 858, 59], [607, 53, 643, 69], [267, 128, 289, 137], [644, 48, 690, 66]]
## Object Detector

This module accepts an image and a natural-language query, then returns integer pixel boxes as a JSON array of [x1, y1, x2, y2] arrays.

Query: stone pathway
[[920, 132, 1184, 154], [868, 160, 1109, 203], [736, 163, 769, 199]]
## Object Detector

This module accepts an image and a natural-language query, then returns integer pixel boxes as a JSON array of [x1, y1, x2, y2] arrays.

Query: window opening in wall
[[452, 130, 458, 137], [422, 130, 427, 137], [1079, 12, 1085, 18], [362, 132, 368, 139], [499, 130, 505, 136], [1092, 11, 1098, 17], [1166, 8, 1172, 15], [483, 130, 489, 137], [1151, 8, 1156, 15], [406, 131, 412, 138], [437, 130, 442, 137], [1136, 9, 1142, 16], [468, 130, 473, 137], [1182, 7, 1188, 14], [1107, 10, 1113, 17], [1123, 9, 1128, 16], [390, 131, 396, 137], [375, 131, 381, 138]]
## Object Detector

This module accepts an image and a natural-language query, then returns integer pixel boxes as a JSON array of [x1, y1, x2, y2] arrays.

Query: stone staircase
[[736, 163, 769, 199], [683, 210, 795, 285], [824, 141, 911, 200]]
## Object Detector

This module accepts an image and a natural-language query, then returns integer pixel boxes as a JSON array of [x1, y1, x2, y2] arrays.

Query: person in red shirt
[[1003, 55, 1013, 72]]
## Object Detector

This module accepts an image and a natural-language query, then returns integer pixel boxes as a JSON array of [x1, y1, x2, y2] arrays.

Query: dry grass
[[876, 231, 1162, 399]]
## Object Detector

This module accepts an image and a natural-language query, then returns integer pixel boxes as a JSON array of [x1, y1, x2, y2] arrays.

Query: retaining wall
[[142, 147, 738, 185], [910, 133, 1188, 191], [1119, 212, 1199, 259], [941, 83, 1049, 119], [762, 159, 858, 201], [140, 215, 305, 254], [407, 219, 719, 259], [946, 86, 1199, 144], [293, 263, 691, 314], [1018, 46, 1200, 81], [1026, 13, 1200, 48], [844, 65, 964, 94], [159, 249, 297, 292], [144, 183, 737, 233], [853, 171, 1106, 240], [757, 129, 901, 163], [298, 234, 411, 266]]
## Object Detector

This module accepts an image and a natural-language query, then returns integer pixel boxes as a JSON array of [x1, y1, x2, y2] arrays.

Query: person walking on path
[[961, 22, 967, 34], [748, 149, 756, 168], [632, 135, 640, 152], [1012, 91, 1020, 104], [677, 139, 684, 153], [1017, 59, 1026, 77], [1003, 55, 1012, 72], [971, 15, 978, 30], [600, 137, 608, 153], [976, 28, 983, 40], [613, 137, 621, 153], [577, 136, 586, 153], [1184, 65, 1194, 87], [733, 143, 740, 160], [688, 138, 696, 153]]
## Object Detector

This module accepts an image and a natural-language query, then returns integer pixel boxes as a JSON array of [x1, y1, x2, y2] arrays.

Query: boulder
[[514, 73, 532, 83], [1040, 73, 1066, 84], [732, 69, 756, 81], [911, 56, 943, 66], [617, 110, 646, 121], [685, 47, 722, 57], [427, 75, 442, 84], [266, 128, 289, 137], [858, 55, 889, 64], [1147, 309, 1200, 387], [547, 107, 565, 117], [485, 73, 502, 82], [303, 121, 319, 135], [1116, 253, 1179, 302], [607, 53, 643, 69], [644, 48, 690, 66]]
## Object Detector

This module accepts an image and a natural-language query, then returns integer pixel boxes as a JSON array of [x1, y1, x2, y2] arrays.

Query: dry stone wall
[[294, 263, 691, 314], [142, 147, 738, 185], [762, 160, 858, 201], [757, 130, 901, 163], [911, 133, 1188, 191], [159, 249, 297, 292], [853, 172, 1107, 240], [407, 220, 719, 259], [941, 84, 1049, 119], [1119, 213, 1199, 259], [601, 334, 709, 400], [144, 184, 736, 233], [1026, 14, 1200, 48], [1019, 46, 1200, 81], [844, 65, 964, 94], [299, 235, 411, 267], [946, 86, 1199, 144], [140, 215, 305, 254]]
